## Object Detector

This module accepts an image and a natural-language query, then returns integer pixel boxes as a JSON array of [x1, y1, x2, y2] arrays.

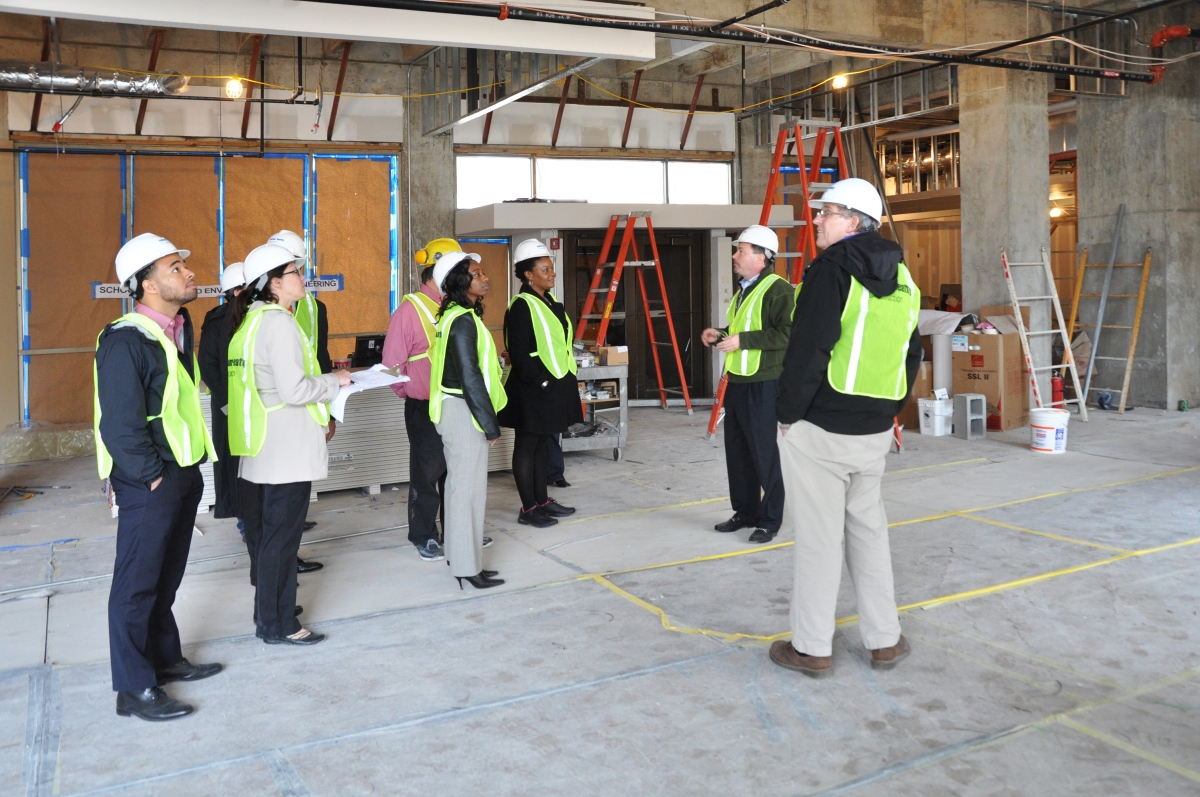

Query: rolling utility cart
[[564, 364, 629, 461]]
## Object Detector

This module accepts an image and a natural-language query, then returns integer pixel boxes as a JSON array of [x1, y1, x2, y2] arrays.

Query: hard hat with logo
[[733, 225, 779, 255], [267, 230, 307, 262], [809, 177, 883, 224], [513, 238, 551, 263], [415, 237, 463, 266], [244, 244, 300, 291], [431, 250, 482, 294], [220, 262, 246, 293], [115, 233, 191, 291]]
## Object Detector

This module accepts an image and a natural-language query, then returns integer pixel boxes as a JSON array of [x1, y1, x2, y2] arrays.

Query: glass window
[[535, 158, 665, 204], [456, 155, 532, 209], [667, 161, 731, 205]]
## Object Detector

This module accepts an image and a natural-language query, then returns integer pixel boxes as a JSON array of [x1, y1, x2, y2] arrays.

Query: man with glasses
[[770, 178, 922, 679]]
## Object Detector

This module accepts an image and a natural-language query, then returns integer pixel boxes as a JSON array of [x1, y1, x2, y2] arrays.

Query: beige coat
[[237, 303, 341, 485]]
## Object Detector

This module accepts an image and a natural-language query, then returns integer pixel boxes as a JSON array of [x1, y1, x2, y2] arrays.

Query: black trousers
[[405, 398, 446, 546], [546, 434, 565, 483], [241, 481, 310, 639], [238, 477, 264, 585], [108, 462, 203, 692], [513, 430, 550, 510], [724, 379, 786, 532]]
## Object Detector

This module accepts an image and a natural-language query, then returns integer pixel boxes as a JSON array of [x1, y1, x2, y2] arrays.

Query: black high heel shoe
[[455, 571, 505, 589]]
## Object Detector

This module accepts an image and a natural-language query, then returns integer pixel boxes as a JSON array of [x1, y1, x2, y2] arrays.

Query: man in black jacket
[[96, 233, 224, 721], [768, 179, 922, 680]]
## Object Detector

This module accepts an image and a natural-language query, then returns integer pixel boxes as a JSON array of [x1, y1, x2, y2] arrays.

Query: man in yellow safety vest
[[770, 178, 922, 680], [701, 225, 795, 544], [94, 233, 223, 721]]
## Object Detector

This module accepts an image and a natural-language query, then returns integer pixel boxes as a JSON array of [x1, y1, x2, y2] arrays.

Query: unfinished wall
[[0, 95, 18, 428]]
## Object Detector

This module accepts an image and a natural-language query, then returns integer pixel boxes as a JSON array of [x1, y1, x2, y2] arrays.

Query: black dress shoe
[[518, 507, 558, 528], [481, 570, 498, 578], [550, 479, 571, 488], [748, 528, 778, 544], [263, 628, 326, 646], [116, 687, 194, 721], [540, 499, 576, 517], [156, 658, 224, 685], [456, 572, 505, 589], [302, 521, 317, 532], [714, 515, 753, 533], [296, 557, 324, 573]]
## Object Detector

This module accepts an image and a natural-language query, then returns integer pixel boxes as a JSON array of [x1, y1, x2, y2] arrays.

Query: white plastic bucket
[[1030, 408, 1070, 453]]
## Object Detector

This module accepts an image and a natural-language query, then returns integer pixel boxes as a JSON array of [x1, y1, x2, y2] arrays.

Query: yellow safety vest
[[227, 304, 331, 457], [400, 291, 439, 363], [826, 264, 920, 399], [93, 312, 217, 478], [293, 292, 319, 352], [506, 292, 577, 380], [725, 273, 787, 377], [428, 303, 508, 432]]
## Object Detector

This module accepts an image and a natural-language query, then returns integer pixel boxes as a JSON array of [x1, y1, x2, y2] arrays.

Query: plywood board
[[312, 159, 391, 340], [898, 221, 962, 303], [134, 155, 221, 342], [223, 156, 304, 268], [470, 242, 511, 352], [29, 352, 95, 424]]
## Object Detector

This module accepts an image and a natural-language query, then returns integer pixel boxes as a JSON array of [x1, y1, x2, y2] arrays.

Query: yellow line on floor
[[597, 541, 794, 577], [884, 458, 989, 476], [957, 514, 1133, 553], [963, 465, 1200, 513], [1057, 716, 1200, 784], [554, 496, 730, 527]]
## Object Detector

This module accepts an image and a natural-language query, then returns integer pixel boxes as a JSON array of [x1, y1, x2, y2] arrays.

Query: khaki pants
[[435, 396, 488, 578], [778, 421, 901, 657]]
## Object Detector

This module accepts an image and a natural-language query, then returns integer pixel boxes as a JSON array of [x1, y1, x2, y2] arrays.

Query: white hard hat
[[115, 233, 190, 289], [267, 229, 306, 261], [220, 262, 246, 293], [244, 244, 300, 290], [513, 238, 551, 263], [733, 225, 779, 255], [432, 250, 482, 294], [809, 177, 883, 224]]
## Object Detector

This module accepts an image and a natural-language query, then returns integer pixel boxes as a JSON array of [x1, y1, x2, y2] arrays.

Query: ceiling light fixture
[[226, 77, 244, 99], [831, 74, 849, 89]]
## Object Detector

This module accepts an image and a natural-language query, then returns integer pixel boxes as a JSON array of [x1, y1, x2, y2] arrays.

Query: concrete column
[[402, 69, 456, 295], [0, 93, 19, 428], [1076, 20, 1200, 410], [959, 66, 1052, 396]]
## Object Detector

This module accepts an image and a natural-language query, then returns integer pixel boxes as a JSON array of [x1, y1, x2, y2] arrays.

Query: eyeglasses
[[280, 268, 304, 278], [814, 207, 853, 219]]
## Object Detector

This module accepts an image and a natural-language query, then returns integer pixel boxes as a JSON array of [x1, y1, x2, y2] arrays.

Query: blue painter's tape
[[19, 154, 28, 183], [459, 238, 509, 244], [214, 156, 221, 175], [24, 290, 31, 313], [20, 228, 30, 257], [23, 335, 30, 350]]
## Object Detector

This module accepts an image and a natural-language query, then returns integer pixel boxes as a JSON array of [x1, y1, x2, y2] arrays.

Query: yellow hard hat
[[415, 237, 462, 266]]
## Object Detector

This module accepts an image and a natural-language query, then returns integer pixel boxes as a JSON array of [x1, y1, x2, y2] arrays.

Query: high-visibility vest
[[93, 312, 217, 478], [227, 304, 331, 457], [293, 292, 319, 352], [506, 292, 577, 380], [428, 303, 508, 432], [825, 263, 921, 400], [724, 273, 788, 377], [400, 291, 439, 363]]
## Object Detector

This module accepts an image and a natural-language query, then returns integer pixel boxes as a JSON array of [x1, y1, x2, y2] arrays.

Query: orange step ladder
[[575, 212, 693, 414]]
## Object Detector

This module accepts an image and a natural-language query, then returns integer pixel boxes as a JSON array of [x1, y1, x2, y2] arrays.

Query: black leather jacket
[[442, 310, 501, 440]]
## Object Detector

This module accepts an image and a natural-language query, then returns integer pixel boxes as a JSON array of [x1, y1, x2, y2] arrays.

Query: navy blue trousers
[[723, 379, 785, 533], [108, 462, 203, 692]]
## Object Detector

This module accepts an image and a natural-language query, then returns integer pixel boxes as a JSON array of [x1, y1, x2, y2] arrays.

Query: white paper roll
[[932, 333, 953, 396]]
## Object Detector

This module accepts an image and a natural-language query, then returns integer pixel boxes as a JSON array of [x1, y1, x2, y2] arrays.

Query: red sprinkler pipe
[[1149, 25, 1194, 83]]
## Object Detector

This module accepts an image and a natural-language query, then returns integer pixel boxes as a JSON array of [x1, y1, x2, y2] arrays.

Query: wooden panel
[[224, 156, 304, 269], [313, 159, 391, 339], [467, 241, 511, 352], [893, 221, 962, 305], [26, 153, 123, 424], [134, 155, 221, 343], [1051, 219, 1078, 305]]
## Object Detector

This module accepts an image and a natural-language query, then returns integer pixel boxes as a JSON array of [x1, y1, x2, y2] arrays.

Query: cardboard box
[[980, 304, 1030, 329], [952, 332, 1029, 431], [897, 361, 932, 431], [597, 346, 629, 366]]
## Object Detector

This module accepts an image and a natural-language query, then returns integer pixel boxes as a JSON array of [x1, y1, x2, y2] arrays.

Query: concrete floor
[[2, 407, 1199, 796]]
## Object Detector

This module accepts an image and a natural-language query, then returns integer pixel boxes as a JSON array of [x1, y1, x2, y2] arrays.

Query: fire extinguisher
[[1051, 375, 1064, 408]]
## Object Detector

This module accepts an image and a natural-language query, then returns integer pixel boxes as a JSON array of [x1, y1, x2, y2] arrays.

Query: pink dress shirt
[[136, 302, 185, 352], [382, 283, 440, 401]]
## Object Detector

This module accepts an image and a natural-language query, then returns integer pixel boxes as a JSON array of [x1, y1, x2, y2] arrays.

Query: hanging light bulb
[[831, 74, 849, 89], [225, 77, 244, 99], [1050, 206, 1064, 218]]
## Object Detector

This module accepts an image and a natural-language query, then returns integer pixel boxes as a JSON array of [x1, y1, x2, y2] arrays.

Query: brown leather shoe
[[870, 634, 911, 670], [769, 640, 833, 678]]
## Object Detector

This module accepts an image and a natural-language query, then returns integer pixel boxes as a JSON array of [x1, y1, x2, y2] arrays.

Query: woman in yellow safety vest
[[428, 251, 507, 590], [498, 238, 582, 528], [227, 244, 351, 645]]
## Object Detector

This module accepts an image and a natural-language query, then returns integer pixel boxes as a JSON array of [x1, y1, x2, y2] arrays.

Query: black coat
[[198, 302, 239, 518], [442, 310, 502, 440], [95, 307, 203, 486], [498, 287, 583, 435]]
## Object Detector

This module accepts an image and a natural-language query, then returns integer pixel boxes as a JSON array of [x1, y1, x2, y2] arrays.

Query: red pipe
[[1149, 25, 1192, 84]]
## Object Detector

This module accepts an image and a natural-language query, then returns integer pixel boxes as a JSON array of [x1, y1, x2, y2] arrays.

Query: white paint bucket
[[1030, 408, 1070, 454]]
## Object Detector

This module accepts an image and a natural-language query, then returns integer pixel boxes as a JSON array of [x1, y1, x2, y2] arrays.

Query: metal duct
[[0, 60, 189, 97]]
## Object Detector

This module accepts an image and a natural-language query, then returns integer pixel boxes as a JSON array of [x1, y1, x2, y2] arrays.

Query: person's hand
[[701, 328, 721, 346], [778, 423, 791, 437], [716, 333, 740, 353], [150, 477, 163, 491], [335, 369, 352, 387], [489, 438, 499, 447], [326, 418, 337, 442]]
